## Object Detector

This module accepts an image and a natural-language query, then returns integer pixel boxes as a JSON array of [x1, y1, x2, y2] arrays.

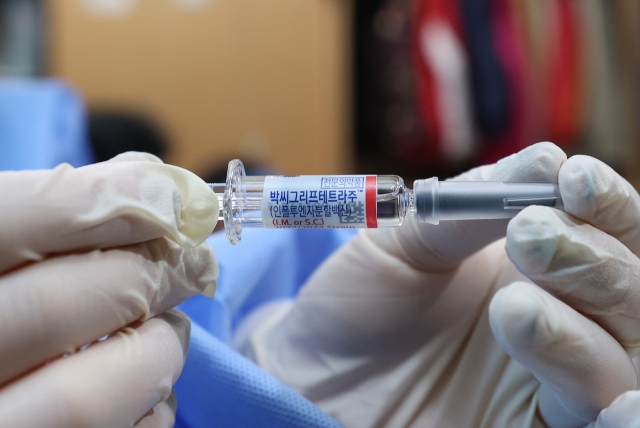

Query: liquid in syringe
[[209, 159, 563, 244]]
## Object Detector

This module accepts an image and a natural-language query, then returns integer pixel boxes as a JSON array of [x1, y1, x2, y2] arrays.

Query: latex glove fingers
[[107, 151, 165, 164], [489, 282, 637, 428], [0, 310, 189, 428], [0, 155, 218, 274], [586, 391, 640, 428], [367, 142, 567, 271], [0, 236, 217, 386], [559, 155, 640, 257], [134, 392, 177, 428], [506, 206, 640, 351]]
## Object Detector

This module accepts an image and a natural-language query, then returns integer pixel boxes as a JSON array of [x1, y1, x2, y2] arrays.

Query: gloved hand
[[0, 152, 219, 428], [235, 142, 640, 427], [586, 391, 640, 428]]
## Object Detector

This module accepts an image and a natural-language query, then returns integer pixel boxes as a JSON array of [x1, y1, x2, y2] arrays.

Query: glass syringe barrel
[[209, 159, 563, 244]]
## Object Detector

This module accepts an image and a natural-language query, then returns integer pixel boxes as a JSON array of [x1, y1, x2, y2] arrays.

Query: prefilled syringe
[[209, 159, 563, 245]]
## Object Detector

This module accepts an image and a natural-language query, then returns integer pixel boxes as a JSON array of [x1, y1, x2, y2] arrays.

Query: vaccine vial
[[209, 159, 563, 245]]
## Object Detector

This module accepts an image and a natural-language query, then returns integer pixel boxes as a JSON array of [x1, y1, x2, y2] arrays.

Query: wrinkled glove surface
[[0, 152, 219, 428], [237, 143, 640, 428]]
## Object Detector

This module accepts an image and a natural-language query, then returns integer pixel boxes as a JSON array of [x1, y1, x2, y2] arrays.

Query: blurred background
[[0, 0, 639, 185]]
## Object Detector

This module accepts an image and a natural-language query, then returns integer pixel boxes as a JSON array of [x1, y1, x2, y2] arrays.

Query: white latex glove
[[586, 391, 640, 428], [0, 152, 219, 428], [235, 143, 640, 428]]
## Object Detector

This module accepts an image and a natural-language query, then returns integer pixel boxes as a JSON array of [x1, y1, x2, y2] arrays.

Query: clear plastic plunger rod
[[209, 159, 563, 245]]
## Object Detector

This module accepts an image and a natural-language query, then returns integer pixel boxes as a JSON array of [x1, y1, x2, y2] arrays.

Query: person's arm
[[237, 142, 639, 427]]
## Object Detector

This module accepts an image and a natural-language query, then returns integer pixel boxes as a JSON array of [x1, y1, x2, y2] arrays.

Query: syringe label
[[262, 175, 378, 229]]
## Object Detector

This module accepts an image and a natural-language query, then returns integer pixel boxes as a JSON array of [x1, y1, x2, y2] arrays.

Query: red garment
[[411, 0, 467, 164], [547, 0, 582, 147]]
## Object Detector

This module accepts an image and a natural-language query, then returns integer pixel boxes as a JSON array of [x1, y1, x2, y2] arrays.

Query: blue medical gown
[[0, 79, 94, 170], [0, 77, 350, 428], [176, 228, 355, 428]]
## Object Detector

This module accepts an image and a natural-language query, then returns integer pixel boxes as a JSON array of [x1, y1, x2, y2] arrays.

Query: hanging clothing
[[412, 0, 475, 163], [547, 0, 583, 147], [476, 0, 530, 164], [578, 0, 628, 169], [458, 0, 510, 140]]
